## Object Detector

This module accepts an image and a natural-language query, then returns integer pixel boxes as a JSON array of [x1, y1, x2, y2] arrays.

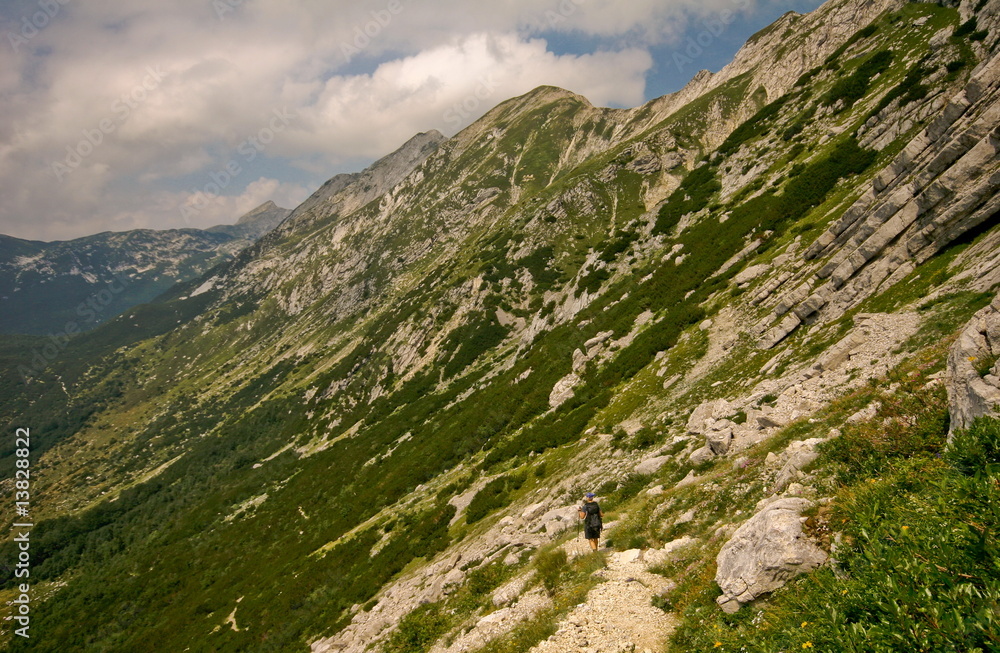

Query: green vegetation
[[717, 95, 792, 157], [385, 603, 451, 653], [441, 312, 509, 377], [954, 17, 988, 42], [823, 50, 895, 109], [669, 352, 1000, 652], [466, 473, 527, 524], [653, 164, 721, 236], [869, 57, 933, 118], [534, 547, 569, 596]]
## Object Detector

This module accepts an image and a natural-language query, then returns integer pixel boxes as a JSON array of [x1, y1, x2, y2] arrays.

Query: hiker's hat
[[585, 492, 595, 498]]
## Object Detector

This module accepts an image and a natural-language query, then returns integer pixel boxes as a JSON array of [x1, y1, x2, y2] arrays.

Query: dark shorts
[[585, 525, 602, 539]]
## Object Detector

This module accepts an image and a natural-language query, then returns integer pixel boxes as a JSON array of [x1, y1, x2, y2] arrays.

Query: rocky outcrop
[[768, 438, 829, 493], [758, 49, 1000, 348], [686, 399, 732, 434], [715, 497, 827, 613], [549, 372, 583, 409], [947, 293, 1000, 434]]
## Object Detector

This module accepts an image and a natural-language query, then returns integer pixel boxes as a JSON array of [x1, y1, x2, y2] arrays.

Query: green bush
[[597, 230, 639, 263], [653, 164, 722, 235], [385, 603, 451, 653], [441, 313, 509, 378], [578, 267, 611, 295], [953, 17, 978, 38], [466, 473, 526, 524], [465, 561, 512, 597], [946, 59, 967, 73], [534, 547, 569, 596], [520, 246, 561, 290], [946, 417, 1000, 476], [823, 50, 894, 108]]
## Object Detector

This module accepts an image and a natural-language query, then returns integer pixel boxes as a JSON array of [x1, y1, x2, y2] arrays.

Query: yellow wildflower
[[801, 621, 809, 628], [803, 642, 814, 649], [714, 642, 723, 648]]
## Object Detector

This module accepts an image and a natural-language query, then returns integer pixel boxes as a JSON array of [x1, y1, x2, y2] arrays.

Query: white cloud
[[288, 33, 651, 160], [0, 0, 783, 240]]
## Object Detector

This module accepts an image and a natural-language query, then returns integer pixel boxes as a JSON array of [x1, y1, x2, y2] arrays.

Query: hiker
[[579, 492, 603, 551]]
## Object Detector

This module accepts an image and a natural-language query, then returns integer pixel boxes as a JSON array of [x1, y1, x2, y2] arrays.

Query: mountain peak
[[235, 200, 282, 225]]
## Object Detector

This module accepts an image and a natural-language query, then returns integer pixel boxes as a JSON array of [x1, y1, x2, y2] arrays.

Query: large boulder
[[686, 399, 732, 435], [947, 294, 1000, 436], [634, 455, 671, 475], [706, 426, 734, 455], [715, 498, 827, 613], [688, 445, 715, 465]]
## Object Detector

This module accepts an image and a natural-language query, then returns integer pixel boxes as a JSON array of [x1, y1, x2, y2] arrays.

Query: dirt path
[[531, 545, 677, 653]]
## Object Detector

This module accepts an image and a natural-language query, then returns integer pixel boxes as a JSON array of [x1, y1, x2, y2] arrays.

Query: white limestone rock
[[947, 294, 1000, 435], [715, 498, 827, 613]]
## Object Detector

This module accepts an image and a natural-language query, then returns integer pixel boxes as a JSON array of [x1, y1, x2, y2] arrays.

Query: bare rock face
[[549, 372, 582, 409], [688, 445, 715, 465], [715, 497, 827, 613], [706, 426, 734, 456], [758, 49, 1000, 349], [947, 293, 1000, 435]]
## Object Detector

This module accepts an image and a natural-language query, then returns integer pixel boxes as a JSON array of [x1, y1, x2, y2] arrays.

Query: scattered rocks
[[434, 588, 553, 653], [644, 536, 698, 568], [493, 572, 535, 607], [673, 510, 696, 526]]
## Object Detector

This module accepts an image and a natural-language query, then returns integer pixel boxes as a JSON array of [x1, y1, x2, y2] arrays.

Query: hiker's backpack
[[585, 503, 602, 529]]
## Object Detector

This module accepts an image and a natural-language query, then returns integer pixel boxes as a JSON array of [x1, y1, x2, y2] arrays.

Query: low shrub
[[384, 603, 451, 653], [534, 547, 569, 596]]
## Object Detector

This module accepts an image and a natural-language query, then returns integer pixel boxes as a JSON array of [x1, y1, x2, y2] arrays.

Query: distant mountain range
[[0, 201, 289, 335]]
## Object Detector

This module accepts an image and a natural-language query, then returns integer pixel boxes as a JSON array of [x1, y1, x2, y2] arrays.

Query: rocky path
[[531, 546, 677, 653]]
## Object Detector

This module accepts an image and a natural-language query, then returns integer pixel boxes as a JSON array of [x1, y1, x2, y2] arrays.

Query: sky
[[0, 0, 825, 242]]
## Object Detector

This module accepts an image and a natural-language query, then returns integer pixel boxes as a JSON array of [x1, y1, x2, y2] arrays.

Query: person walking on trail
[[579, 492, 603, 551]]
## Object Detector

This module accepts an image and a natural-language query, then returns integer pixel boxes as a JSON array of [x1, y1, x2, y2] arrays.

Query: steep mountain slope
[[0, 201, 290, 336], [1, 0, 999, 651]]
